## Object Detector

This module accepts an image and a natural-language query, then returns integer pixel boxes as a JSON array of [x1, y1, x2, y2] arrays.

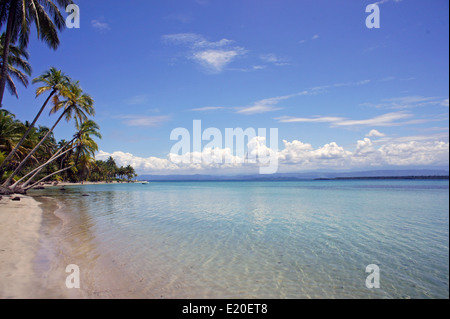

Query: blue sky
[[2, 0, 449, 174]]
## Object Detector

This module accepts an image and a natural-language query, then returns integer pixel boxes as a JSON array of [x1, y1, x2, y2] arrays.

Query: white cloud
[[162, 33, 234, 49], [366, 129, 386, 137], [235, 93, 304, 115], [333, 112, 414, 127], [276, 111, 426, 127], [363, 95, 445, 110], [163, 33, 246, 72], [97, 151, 178, 171], [441, 99, 449, 107], [193, 49, 245, 73], [97, 133, 449, 174], [276, 116, 345, 123], [375, 0, 403, 5], [162, 33, 204, 45], [378, 140, 448, 166], [91, 19, 110, 31], [259, 54, 289, 66], [252, 65, 266, 70], [260, 54, 279, 63], [189, 79, 370, 116], [312, 34, 319, 40]]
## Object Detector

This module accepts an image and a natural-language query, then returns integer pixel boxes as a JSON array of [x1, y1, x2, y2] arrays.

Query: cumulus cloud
[[97, 134, 449, 174], [193, 48, 246, 73], [163, 33, 246, 73], [366, 129, 386, 137], [97, 151, 178, 171]]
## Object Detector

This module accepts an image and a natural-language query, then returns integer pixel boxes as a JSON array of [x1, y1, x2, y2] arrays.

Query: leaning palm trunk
[[0, 3, 16, 108], [12, 142, 76, 189], [0, 89, 56, 174], [24, 165, 75, 191], [2, 106, 67, 187]]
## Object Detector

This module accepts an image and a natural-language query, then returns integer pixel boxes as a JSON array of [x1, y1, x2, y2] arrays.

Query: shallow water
[[34, 180, 449, 298]]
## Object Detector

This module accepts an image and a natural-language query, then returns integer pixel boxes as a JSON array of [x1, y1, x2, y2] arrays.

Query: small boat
[[141, 181, 149, 184]]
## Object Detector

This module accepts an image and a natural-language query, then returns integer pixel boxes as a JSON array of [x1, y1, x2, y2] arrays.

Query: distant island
[[137, 170, 449, 182], [315, 176, 449, 181]]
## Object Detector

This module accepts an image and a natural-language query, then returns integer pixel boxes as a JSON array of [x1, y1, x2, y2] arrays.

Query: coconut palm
[[105, 156, 117, 182], [0, 110, 27, 184], [125, 165, 136, 181], [0, 0, 74, 107], [25, 121, 100, 190], [0, 32, 32, 98], [2, 80, 95, 187], [0, 67, 69, 174], [15, 120, 101, 189]]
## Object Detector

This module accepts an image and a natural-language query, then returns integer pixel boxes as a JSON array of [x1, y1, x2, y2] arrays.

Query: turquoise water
[[37, 180, 449, 298]]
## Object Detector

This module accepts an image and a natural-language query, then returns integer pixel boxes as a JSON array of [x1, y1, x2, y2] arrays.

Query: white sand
[[0, 195, 43, 298], [0, 194, 143, 299]]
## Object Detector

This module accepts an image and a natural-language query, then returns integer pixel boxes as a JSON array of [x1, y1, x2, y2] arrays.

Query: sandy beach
[[0, 195, 45, 298], [0, 192, 143, 299], [36, 181, 140, 188]]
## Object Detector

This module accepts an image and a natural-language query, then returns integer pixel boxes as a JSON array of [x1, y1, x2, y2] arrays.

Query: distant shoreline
[[28, 176, 449, 186], [136, 176, 450, 182], [314, 176, 450, 181]]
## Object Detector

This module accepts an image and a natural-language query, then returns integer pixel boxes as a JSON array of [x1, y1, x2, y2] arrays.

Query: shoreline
[[0, 192, 144, 299], [49, 181, 139, 186]]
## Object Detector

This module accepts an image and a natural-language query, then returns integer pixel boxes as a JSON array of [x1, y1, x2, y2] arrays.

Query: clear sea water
[[36, 180, 449, 299]]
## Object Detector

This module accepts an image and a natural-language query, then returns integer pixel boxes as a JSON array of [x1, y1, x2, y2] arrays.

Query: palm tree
[[2, 80, 95, 187], [0, 32, 32, 98], [15, 119, 101, 189], [0, 109, 24, 170], [125, 165, 136, 182], [0, 67, 69, 174], [25, 121, 100, 190], [0, 0, 74, 107], [105, 156, 117, 182]]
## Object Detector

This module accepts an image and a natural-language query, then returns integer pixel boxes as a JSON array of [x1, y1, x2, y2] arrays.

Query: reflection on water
[[34, 180, 449, 299]]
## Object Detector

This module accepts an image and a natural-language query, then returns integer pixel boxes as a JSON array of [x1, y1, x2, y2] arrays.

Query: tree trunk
[[2, 108, 67, 187], [12, 142, 76, 188], [25, 164, 75, 191], [0, 2, 17, 108], [0, 89, 56, 173]]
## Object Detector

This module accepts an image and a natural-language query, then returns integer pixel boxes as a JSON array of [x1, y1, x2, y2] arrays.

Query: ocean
[[34, 180, 449, 299]]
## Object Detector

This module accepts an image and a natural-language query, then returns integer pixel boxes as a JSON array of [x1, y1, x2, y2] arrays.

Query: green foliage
[[0, 66, 137, 188]]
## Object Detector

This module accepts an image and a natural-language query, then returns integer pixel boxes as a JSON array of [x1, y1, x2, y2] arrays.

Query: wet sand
[[0, 194, 143, 299]]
